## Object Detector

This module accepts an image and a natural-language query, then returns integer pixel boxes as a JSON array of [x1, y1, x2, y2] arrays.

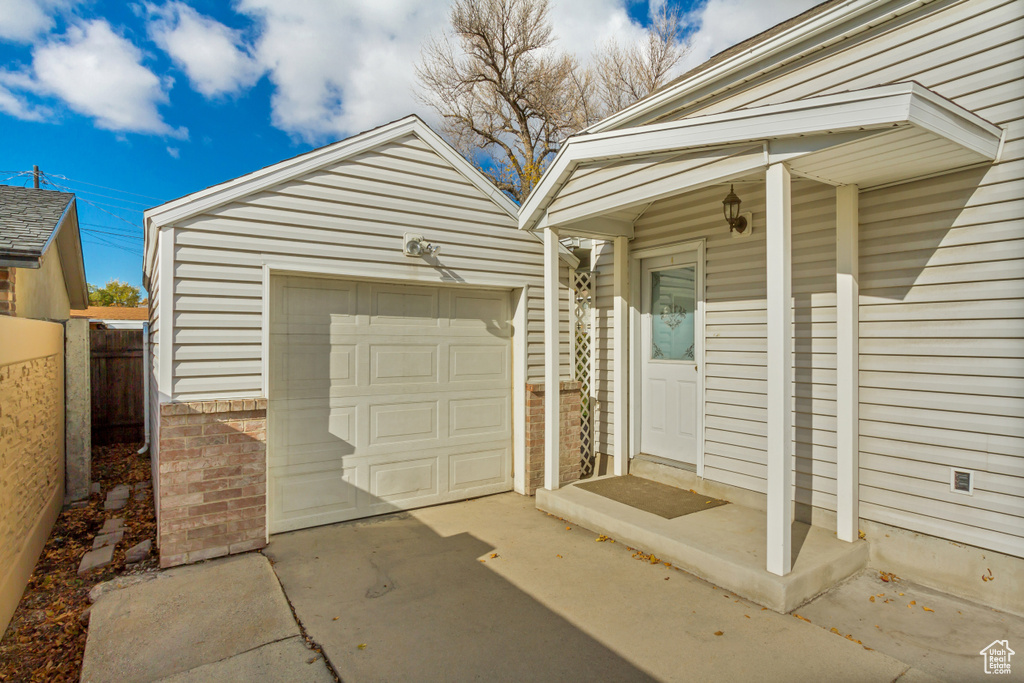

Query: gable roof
[[586, 0, 922, 133], [0, 185, 76, 263], [143, 115, 578, 281]]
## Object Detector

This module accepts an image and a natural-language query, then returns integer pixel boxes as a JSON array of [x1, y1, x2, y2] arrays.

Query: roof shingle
[[0, 185, 76, 259]]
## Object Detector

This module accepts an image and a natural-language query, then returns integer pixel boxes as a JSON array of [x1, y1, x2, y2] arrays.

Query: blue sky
[[0, 0, 817, 293]]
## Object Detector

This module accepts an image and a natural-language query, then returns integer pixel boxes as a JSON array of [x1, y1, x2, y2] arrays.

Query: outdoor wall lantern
[[403, 233, 441, 257], [722, 185, 748, 234]]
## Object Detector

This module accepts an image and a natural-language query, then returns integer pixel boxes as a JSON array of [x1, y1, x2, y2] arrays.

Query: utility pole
[[32, 165, 40, 189]]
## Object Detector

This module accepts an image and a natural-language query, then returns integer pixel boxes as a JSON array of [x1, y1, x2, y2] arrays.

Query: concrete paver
[[100, 518, 125, 533], [81, 554, 300, 683], [265, 493, 913, 683], [798, 570, 1024, 682], [93, 531, 123, 548], [78, 545, 114, 574], [125, 539, 152, 563]]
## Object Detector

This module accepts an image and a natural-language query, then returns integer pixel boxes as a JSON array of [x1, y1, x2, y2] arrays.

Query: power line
[[82, 227, 144, 241], [45, 173, 166, 202]]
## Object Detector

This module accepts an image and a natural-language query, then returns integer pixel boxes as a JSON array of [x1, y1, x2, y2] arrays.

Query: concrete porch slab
[[537, 479, 868, 613]]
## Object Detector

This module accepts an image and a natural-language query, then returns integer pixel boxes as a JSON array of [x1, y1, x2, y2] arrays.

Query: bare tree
[[416, 0, 687, 203], [416, 0, 588, 202], [591, 4, 688, 119]]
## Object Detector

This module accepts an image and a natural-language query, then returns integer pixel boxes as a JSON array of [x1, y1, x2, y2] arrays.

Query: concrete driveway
[[86, 492, 1018, 681], [264, 493, 922, 682]]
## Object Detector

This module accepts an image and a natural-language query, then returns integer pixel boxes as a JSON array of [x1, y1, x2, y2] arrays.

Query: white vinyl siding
[[608, 0, 1023, 556], [160, 133, 571, 402], [593, 179, 839, 511]]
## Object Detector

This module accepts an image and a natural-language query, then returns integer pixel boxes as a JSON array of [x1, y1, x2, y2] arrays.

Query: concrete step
[[537, 478, 867, 613]]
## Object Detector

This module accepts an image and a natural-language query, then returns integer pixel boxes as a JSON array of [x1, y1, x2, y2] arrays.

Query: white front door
[[640, 251, 702, 465]]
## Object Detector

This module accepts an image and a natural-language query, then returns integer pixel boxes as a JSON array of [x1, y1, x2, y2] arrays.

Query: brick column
[[0, 267, 16, 316], [157, 399, 267, 568], [524, 381, 582, 495]]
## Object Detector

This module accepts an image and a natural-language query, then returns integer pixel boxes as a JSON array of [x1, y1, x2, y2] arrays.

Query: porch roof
[[519, 82, 1003, 237]]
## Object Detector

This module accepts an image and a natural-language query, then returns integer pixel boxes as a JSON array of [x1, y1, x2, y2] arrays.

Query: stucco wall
[[12, 249, 72, 321], [0, 315, 65, 634]]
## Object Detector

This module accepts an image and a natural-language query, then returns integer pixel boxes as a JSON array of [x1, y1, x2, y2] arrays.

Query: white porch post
[[836, 185, 860, 542], [544, 226, 561, 491], [613, 235, 630, 476], [766, 162, 793, 576]]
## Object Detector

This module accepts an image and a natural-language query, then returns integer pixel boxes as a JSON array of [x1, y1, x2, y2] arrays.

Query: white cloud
[[147, 2, 263, 98], [0, 0, 79, 43], [0, 68, 50, 120], [166, 145, 180, 157], [678, 0, 823, 73], [233, 0, 449, 142], [30, 19, 185, 136]]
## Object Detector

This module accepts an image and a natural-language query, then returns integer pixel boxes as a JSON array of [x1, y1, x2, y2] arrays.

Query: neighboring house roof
[[0, 185, 75, 262], [143, 114, 578, 284], [0, 184, 89, 309], [586, 0, 924, 133], [70, 305, 149, 321]]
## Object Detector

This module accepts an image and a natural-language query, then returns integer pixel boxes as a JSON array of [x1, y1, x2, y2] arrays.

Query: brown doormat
[[575, 475, 728, 519]]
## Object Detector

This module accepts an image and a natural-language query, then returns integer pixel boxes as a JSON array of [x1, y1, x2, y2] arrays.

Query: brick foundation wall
[[157, 399, 267, 568], [525, 381, 582, 495], [0, 267, 16, 316]]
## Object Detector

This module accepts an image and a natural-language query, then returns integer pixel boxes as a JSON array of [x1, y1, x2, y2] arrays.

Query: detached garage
[[142, 115, 578, 567]]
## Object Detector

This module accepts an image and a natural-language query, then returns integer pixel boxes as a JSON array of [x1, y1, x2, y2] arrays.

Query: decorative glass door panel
[[650, 266, 696, 362]]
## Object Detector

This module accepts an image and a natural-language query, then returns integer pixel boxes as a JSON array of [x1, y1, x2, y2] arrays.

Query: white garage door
[[268, 275, 513, 533]]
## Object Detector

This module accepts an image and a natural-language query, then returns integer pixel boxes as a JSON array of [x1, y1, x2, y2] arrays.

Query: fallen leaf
[[357, 644, 367, 650], [566, 527, 572, 531], [794, 614, 811, 623], [869, 596, 875, 602], [922, 607, 934, 612], [332, 617, 339, 621], [745, 615, 751, 619], [596, 535, 607, 542], [908, 600, 916, 605], [556, 554, 562, 558], [489, 553, 498, 559], [858, 530, 866, 540], [664, 577, 670, 581], [478, 559, 486, 563], [714, 631, 724, 636]]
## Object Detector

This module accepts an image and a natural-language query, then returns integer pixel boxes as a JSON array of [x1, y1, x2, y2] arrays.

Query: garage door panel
[[369, 401, 439, 445], [370, 284, 441, 324], [271, 279, 357, 334], [368, 458, 439, 502], [449, 397, 507, 438], [449, 344, 507, 383], [269, 275, 513, 534], [450, 448, 507, 490], [369, 344, 439, 385], [271, 343, 356, 399], [451, 291, 510, 332], [268, 402, 356, 465]]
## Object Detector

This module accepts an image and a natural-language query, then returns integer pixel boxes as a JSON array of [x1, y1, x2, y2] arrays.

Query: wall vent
[[950, 468, 974, 495]]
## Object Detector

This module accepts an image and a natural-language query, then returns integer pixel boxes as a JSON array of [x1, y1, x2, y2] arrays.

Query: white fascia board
[[520, 82, 1002, 231], [585, 0, 922, 134]]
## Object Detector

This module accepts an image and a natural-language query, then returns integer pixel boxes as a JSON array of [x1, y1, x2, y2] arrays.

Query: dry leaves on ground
[[0, 443, 156, 683]]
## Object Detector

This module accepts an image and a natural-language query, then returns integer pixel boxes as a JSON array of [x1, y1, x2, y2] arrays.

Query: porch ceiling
[[520, 82, 1004, 235]]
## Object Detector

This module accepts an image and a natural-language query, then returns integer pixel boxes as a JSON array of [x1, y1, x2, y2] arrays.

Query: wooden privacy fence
[[90, 328, 144, 444]]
